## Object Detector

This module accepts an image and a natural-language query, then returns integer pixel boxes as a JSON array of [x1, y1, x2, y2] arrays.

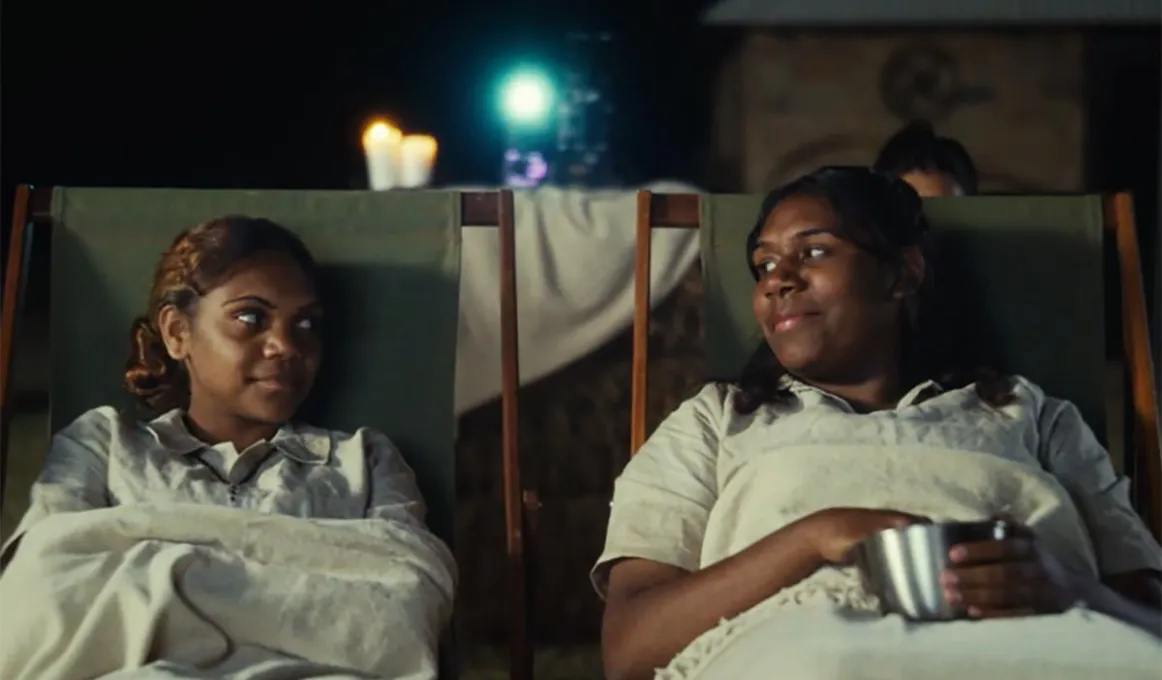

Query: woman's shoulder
[[55, 405, 141, 446], [648, 382, 745, 443], [680, 382, 740, 419], [964, 375, 1076, 423], [285, 421, 403, 461], [1006, 375, 1048, 404]]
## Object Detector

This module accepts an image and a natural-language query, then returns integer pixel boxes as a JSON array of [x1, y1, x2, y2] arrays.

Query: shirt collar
[[779, 375, 944, 410], [143, 409, 332, 464]]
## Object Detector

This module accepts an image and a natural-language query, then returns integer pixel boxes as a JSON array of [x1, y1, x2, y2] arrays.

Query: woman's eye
[[756, 259, 778, 273], [234, 310, 261, 326], [803, 245, 828, 259], [296, 317, 317, 331]]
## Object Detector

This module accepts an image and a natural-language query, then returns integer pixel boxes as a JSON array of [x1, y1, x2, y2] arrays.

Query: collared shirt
[[592, 376, 1162, 597], [2, 406, 429, 561]]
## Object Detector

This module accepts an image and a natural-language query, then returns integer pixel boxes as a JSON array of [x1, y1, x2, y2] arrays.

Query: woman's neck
[[795, 350, 907, 412], [184, 401, 279, 452], [810, 374, 904, 413]]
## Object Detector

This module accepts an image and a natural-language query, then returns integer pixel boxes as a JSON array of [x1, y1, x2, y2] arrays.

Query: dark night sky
[[2, 0, 725, 199]]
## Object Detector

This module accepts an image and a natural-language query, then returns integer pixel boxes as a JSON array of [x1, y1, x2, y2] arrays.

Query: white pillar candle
[[362, 121, 402, 191], [399, 135, 438, 188]]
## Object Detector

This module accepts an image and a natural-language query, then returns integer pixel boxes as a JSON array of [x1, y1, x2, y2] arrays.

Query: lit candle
[[362, 121, 402, 190], [399, 135, 438, 188]]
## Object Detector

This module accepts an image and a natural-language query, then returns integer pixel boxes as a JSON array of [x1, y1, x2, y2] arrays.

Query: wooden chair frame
[[0, 186, 539, 680], [628, 191, 1162, 543]]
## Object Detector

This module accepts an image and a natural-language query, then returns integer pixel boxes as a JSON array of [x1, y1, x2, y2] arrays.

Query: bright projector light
[[500, 70, 553, 126]]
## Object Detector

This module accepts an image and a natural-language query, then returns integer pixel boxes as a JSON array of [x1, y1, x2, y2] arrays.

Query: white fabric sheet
[[0, 504, 456, 680], [454, 182, 702, 414]]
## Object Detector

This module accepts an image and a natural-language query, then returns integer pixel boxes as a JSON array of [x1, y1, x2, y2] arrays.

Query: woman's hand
[[941, 524, 1079, 618], [806, 507, 932, 564]]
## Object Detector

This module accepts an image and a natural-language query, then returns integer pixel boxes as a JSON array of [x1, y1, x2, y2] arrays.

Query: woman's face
[[162, 251, 322, 429], [750, 193, 909, 383]]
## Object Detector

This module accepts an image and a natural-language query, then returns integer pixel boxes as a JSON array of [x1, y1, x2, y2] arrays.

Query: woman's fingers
[[948, 538, 1034, 565], [944, 561, 1042, 587], [942, 559, 1058, 613]]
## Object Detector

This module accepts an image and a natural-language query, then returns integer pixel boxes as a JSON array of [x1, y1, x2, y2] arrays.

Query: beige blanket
[[661, 444, 1162, 679], [660, 603, 1162, 680], [0, 504, 456, 680]]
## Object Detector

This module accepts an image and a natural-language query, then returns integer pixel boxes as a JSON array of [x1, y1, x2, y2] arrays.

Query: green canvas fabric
[[49, 188, 462, 543], [700, 194, 1107, 442]]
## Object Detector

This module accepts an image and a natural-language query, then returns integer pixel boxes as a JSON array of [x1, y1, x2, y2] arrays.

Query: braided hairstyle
[[124, 215, 316, 414], [731, 166, 1011, 415]]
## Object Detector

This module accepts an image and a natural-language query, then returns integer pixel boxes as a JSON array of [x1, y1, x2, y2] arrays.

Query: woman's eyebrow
[[790, 226, 833, 240], [754, 226, 833, 249], [223, 295, 274, 308], [222, 295, 321, 312]]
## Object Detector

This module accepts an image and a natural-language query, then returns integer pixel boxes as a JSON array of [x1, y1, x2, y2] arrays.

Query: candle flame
[[362, 120, 401, 147]]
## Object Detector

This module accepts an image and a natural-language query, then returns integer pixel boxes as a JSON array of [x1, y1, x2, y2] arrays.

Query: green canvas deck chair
[[0, 186, 537, 680], [627, 191, 1162, 543]]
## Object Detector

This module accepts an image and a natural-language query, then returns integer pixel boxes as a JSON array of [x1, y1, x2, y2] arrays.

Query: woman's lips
[[250, 376, 295, 391], [771, 312, 818, 333], [773, 316, 804, 332]]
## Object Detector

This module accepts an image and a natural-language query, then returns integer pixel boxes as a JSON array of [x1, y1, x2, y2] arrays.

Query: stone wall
[[714, 31, 1085, 192]]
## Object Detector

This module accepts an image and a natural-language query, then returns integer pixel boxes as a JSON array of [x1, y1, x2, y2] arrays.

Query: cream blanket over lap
[[0, 504, 456, 680], [658, 445, 1133, 679], [702, 444, 1101, 606]]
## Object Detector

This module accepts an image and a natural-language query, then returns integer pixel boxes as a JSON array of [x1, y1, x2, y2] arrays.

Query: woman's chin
[[772, 347, 825, 375], [241, 398, 301, 426]]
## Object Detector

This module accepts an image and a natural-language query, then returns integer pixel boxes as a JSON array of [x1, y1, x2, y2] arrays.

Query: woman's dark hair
[[124, 216, 317, 414], [732, 166, 1011, 414], [873, 120, 979, 195]]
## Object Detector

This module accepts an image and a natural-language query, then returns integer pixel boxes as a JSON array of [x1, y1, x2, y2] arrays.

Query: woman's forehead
[[759, 194, 837, 240], [203, 253, 317, 304]]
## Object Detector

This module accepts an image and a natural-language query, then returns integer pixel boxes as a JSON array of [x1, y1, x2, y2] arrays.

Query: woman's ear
[[891, 245, 927, 299], [157, 305, 191, 361]]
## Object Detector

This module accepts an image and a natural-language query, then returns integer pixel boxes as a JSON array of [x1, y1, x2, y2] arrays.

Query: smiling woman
[[124, 216, 324, 444], [594, 167, 1162, 680], [0, 216, 455, 679], [735, 166, 1000, 414]]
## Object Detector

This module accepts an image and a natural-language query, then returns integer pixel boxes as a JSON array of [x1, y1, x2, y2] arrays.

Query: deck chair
[[0, 186, 537, 680], [628, 192, 1162, 543]]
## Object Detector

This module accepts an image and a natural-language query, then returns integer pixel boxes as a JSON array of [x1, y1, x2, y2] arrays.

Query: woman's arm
[[1082, 570, 1162, 634], [602, 507, 927, 680], [1103, 569, 1162, 609], [360, 429, 429, 527], [602, 516, 823, 680], [1036, 398, 1162, 609], [1, 408, 113, 566]]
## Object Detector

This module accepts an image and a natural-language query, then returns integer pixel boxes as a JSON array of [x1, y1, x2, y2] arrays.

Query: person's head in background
[[124, 216, 323, 449], [873, 121, 979, 197]]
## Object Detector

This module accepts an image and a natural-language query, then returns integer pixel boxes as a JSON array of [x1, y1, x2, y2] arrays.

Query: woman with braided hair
[[1, 216, 453, 679]]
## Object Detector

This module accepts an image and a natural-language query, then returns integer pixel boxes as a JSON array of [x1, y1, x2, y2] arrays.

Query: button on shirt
[[3, 406, 430, 561]]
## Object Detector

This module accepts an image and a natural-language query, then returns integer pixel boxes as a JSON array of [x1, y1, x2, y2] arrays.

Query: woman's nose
[[763, 262, 804, 298], [263, 327, 300, 359]]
